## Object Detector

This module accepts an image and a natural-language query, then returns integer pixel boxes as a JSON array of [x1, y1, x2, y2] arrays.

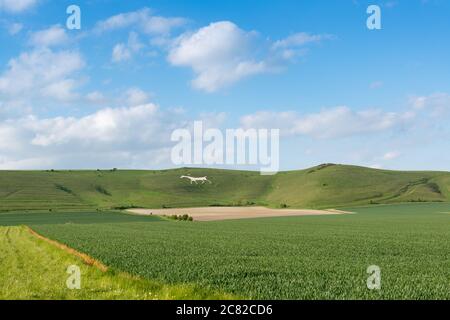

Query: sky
[[0, 0, 449, 171]]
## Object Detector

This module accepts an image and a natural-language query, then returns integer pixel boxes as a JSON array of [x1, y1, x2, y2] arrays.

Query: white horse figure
[[180, 175, 212, 184]]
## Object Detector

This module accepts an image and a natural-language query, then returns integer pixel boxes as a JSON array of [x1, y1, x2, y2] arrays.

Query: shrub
[[167, 214, 194, 222], [112, 205, 140, 210], [55, 184, 74, 195], [95, 185, 112, 196]]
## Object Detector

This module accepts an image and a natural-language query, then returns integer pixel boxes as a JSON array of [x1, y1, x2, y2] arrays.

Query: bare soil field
[[127, 206, 351, 221]]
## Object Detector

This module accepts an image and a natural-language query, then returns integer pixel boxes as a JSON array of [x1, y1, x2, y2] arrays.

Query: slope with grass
[[267, 164, 450, 208], [0, 225, 233, 300], [0, 165, 449, 211]]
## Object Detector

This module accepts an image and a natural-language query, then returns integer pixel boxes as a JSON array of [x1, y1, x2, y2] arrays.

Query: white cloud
[[0, 104, 191, 169], [0, 48, 85, 105], [41, 79, 78, 102], [112, 43, 131, 62], [95, 8, 187, 35], [29, 25, 68, 47], [86, 91, 106, 104], [272, 32, 331, 49], [271, 32, 333, 61], [0, 0, 37, 13], [141, 15, 187, 35], [168, 22, 332, 92], [241, 106, 414, 139], [124, 88, 150, 106], [112, 32, 143, 62], [29, 104, 161, 146], [409, 92, 450, 116], [168, 21, 269, 92]]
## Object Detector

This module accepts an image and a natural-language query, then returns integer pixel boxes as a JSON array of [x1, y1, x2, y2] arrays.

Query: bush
[[55, 184, 74, 195], [95, 185, 112, 196], [112, 205, 140, 210], [167, 214, 194, 222]]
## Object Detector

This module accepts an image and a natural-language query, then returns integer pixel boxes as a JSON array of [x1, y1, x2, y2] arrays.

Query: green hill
[[0, 164, 449, 211]]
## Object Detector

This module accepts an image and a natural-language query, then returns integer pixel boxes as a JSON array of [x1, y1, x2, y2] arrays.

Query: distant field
[[127, 206, 347, 221], [2, 203, 448, 299], [1, 164, 450, 211]]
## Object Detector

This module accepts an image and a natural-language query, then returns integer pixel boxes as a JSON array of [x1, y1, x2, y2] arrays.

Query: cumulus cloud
[[94, 8, 187, 35], [168, 22, 332, 92], [29, 25, 68, 47], [111, 32, 143, 62], [0, 0, 37, 13], [41, 79, 78, 102], [0, 48, 85, 105], [124, 88, 150, 106], [168, 21, 269, 92], [96, 12, 329, 92], [240, 106, 414, 139], [29, 104, 161, 147], [0, 104, 188, 169], [86, 91, 107, 104]]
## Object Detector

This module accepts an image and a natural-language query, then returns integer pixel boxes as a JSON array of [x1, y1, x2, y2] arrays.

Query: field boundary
[[26, 226, 108, 272]]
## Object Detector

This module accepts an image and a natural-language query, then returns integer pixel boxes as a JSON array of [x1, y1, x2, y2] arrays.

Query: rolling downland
[[1, 164, 449, 211]]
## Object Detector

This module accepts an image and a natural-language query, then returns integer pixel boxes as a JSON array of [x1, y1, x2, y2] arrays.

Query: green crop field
[[1, 164, 450, 211], [1, 202, 449, 299], [0, 225, 234, 300]]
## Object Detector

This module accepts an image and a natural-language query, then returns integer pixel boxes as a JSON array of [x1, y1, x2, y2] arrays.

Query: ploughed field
[[127, 206, 349, 221], [1, 203, 449, 299]]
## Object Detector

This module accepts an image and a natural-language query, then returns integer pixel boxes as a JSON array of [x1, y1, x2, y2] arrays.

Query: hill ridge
[[0, 164, 449, 211]]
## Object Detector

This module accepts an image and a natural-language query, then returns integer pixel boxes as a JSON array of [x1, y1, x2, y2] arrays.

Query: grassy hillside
[[268, 164, 450, 208], [0, 164, 449, 211]]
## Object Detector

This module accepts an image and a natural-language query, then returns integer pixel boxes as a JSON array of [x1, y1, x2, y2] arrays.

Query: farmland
[[1, 164, 450, 212], [1, 203, 449, 299], [0, 225, 234, 300]]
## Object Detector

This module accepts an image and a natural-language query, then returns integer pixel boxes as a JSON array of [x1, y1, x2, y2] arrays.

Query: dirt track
[[127, 206, 351, 221]]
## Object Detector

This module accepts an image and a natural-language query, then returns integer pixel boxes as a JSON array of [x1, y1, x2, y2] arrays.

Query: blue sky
[[0, 0, 449, 171]]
